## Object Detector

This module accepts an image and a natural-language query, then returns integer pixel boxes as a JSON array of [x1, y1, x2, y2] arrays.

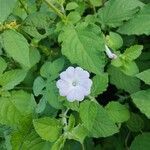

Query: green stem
[[18, 0, 29, 15], [14, 86, 32, 90], [61, 109, 69, 126], [81, 143, 85, 150], [125, 131, 130, 150], [43, 0, 67, 21], [88, 95, 98, 103]]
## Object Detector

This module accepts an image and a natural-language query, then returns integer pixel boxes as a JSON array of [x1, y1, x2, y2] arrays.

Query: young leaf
[[97, 0, 144, 28], [59, 24, 105, 74], [1, 30, 30, 68], [0, 90, 36, 126], [120, 61, 139, 76], [106, 32, 123, 50], [131, 89, 150, 119], [0, 0, 17, 23], [136, 69, 150, 85], [91, 73, 108, 97], [33, 117, 62, 142], [0, 69, 27, 90], [108, 65, 140, 93], [79, 100, 119, 138], [67, 12, 81, 24], [90, 0, 102, 7], [123, 45, 143, 61], [66, 2, 79, 10], [118, 4, 150, 35], [105, 102, 130, 123], [0, 57, 7, 74], [130, 133, 150, 150]]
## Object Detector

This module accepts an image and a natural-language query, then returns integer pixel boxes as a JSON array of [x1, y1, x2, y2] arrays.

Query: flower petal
[[60, 67, 75, 81], [79, 78, 92, 90], [56, 80, 71, 96], [75, 67, 90, 79], [66, 87, 85, 102]]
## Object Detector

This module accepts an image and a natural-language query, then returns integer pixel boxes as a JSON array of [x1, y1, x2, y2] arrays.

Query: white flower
[[56, 66, 92, 102], [105, 45, 117, 59]]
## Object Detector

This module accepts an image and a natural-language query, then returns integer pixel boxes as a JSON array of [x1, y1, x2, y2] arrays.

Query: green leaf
[[118, 4, 150, 35], [105, 102, 130, 123], [67, 12, 81, 24], [106, 32, 123, 50], [66, 2, 79, 10], [0, 69, 27, 90], [79, 101, 119, 138], [69, 124, 88, 143], [90, 0, 102, 7], [0, 90, 36, 126], [108, 65, 140, 93], [0, 57, 7, 74], [126, 113, 144, 132], [40, 57, 65, 79], [91, 73, 108, 97], [63, 100, 79, 111], [131, 89, 150, 119], [51, 135, 66, 150], [66, 114, 75, 132], [36, 98, 47, 114], [59, 24, 105, 74], [97, 0, 144, 28], [123, 45, 143, 61], [33, 76, 46, 96], [10, 129, 52, 150], [21, 12, 54, 39], [111, 45, 143, 76], [120, 61, 139, 76], [0, 0, 17, 23], [130, 133, 150, 150], [44, 80, 64, 109], [33, 117, 62, 142], [1, 30, 30, 68], [136, 69, 150, 85], [29, 47, 41, 67]]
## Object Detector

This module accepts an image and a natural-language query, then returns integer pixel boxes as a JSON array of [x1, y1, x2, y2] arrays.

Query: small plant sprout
[[105, 45, 117, 59], [56, 67, 92, 102]]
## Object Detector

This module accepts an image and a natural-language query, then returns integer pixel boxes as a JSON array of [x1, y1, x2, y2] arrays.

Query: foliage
[[0, 0, 150, 149]]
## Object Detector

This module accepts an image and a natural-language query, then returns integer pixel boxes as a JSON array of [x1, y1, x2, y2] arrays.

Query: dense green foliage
[[0, 0, 150, 149]]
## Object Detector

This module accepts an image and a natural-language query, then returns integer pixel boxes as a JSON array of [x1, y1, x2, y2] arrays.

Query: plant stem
[[81, 143, 85, 150], [125, 131, 130, 150], [18, 0, 29, 15], [43, 0, 67, 21], [88, 95, 98, 103], [14, 86, 32, 90], [62, 109, 69, 126]]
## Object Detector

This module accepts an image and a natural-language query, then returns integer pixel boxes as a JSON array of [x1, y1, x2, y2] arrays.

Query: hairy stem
[[43, 0, 67, 21], [18, 0, 29, 15]]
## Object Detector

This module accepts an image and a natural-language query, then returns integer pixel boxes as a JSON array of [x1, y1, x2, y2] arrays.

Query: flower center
[[72, 81, 78, 86]]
